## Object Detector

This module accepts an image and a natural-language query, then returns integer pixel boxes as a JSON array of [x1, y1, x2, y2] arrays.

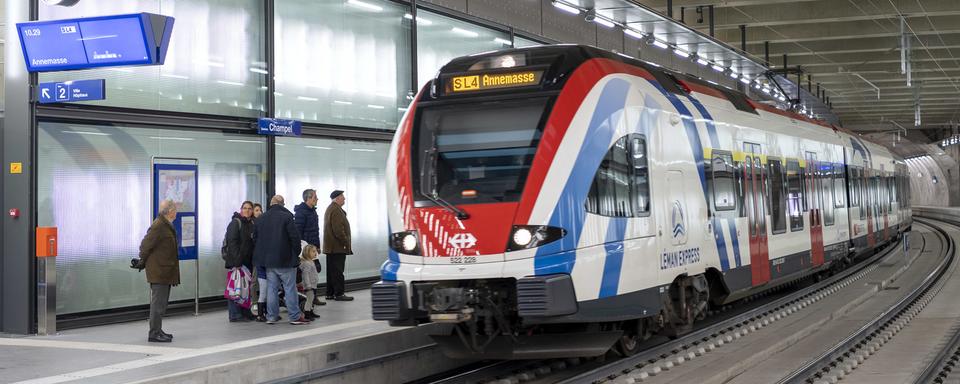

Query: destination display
[[18, 13, 175, 72], [446, 70, 544, 94]]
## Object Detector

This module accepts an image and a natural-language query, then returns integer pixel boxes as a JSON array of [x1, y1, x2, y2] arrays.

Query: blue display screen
[[18, 13, 173, 72]]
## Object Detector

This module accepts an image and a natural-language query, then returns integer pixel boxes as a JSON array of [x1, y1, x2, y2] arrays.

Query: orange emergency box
[[36, 227, 57, 257]]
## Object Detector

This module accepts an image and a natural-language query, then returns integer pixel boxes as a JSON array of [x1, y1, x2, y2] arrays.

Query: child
[[299, 244, 321, 320]]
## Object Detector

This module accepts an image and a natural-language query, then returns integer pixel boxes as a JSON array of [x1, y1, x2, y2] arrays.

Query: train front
[[372, 46, 622, 359]]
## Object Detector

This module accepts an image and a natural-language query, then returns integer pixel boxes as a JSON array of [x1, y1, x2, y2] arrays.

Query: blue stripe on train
[[599, 217, 629, 297], [534, 78, 631, 276]]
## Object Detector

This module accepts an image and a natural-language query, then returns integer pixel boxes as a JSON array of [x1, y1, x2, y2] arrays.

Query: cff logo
[[449, 233, 477, 249], [671, 201, 686, 239]]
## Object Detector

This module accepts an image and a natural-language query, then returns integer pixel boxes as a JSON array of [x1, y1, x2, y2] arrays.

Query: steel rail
[[777, 218, 953, 384]]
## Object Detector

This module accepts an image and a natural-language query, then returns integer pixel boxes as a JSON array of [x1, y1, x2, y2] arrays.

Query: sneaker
[[334, 295, 354, 301], [290, 315, 311, 325], [325, 295, 335, 300], [266, 318, 279, 325], [313, 296, 326, 306]]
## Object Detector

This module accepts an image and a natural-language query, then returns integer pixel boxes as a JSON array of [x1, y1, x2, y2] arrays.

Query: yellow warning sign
[[10, 162, 22, 174]]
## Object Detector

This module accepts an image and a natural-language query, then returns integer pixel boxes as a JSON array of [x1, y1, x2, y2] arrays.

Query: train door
[[743, 143, 769, 285], [805, 152, 824, 266]]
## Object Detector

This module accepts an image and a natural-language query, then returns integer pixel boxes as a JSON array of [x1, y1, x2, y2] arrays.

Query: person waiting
[[253, 195, 310, 325], [299, 244, 321, 320]]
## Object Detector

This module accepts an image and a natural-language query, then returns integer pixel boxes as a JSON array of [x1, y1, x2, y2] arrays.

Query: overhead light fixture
[[740, 77, 751, 85], [652, 40, 669, 49], [673, 48, 690, 58], [297, 96, 319, 101], [493, 37, 513, 46], [347, 0, 383, 12], [552, 1, 581, 15], [248, 67, 268, 74], [624, 28, 644, 40], [696, 57, 709, 66], [593, 17, 615, 28], [762, 87, 771, 94], [711, 64, 724, 72]]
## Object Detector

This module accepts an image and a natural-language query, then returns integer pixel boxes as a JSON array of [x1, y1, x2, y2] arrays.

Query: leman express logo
[[671, 201, 686, 239], [660, 247, 702, 270], [449, 233, 477, 249]]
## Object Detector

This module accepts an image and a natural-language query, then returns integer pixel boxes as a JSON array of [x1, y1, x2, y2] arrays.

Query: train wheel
[[615, 321, 644, 356], [662, 275, 709, 339]]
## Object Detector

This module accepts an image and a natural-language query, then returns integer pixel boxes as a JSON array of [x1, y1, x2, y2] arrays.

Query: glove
[[130, 258, 145, 271]]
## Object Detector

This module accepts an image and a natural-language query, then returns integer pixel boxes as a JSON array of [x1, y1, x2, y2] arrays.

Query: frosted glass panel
[[38, 0, 266, 117], [275, 137, 389, 282], [515, 36, 543, 47], [275, 0, 412, 129], [416, 10, 511, 89], [38, 122, 266, 315]]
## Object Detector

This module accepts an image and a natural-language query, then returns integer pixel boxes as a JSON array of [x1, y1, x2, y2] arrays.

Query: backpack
[[224, 265, 252, 308], [220, 218, 242, 264]]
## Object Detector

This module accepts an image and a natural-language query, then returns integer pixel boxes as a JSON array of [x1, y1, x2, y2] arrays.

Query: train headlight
[[402, 233, 418, 252], [390, 231, 420, 255], [507, 225, 566, 251], [512, 228, 533, 247]]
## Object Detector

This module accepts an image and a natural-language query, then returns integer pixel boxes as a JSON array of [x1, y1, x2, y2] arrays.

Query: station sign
[[38, 79, 105, 104], [17, 13, 175, 72], [257, 118, 302, 137]]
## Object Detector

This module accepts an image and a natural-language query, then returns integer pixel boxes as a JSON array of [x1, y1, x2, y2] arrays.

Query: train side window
[[631, 135, 651, 215], [822, 163, 835, 226], [711, 152, 736, 211], [786, 159, 803, 232], [586, 135, 649, 218], [859, 169, 867, 220], [768, 158, 787, 234], [833, 164, 845, 208]]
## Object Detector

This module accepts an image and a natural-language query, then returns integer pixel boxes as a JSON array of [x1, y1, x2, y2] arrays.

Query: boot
[[255, 302, 266, 322]]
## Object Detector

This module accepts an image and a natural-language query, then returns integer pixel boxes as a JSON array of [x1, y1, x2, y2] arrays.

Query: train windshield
[[414, 97, 551, 205]]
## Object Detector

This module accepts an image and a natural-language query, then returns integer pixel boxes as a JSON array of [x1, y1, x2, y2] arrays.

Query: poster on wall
[[152, 160, 198, 261]]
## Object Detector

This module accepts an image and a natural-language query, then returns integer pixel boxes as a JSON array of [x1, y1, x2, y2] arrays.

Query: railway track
[[419, 229, 911, 384]]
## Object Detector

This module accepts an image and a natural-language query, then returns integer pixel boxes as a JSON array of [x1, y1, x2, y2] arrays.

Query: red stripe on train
[[514, 58, 655, 224]]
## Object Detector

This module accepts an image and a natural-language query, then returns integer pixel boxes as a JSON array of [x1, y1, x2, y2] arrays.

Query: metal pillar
[[764, 41, 770, 67], [2, 0, 38, 335], [264, 0, 277, 198], [708, 5, 714, 37], [667, 0, 673, 18], [740, 24, 746, 53]]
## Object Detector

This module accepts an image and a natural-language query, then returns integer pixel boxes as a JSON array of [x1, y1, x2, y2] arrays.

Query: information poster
[[153, 162, 198, 261]]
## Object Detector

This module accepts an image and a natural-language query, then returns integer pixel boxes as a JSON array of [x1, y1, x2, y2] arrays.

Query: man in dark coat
[[224, 201, 255, 322], [294, 189, 325, 307], [323, 190, 353, 301], [253, 195, 309, 324], [138, 199, 180, 342]]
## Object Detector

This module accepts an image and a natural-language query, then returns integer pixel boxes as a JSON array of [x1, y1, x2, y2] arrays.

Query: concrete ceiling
[[635, 0, 960, 146]]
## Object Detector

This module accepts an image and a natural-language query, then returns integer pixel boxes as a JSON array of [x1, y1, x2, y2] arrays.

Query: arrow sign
[[38, 79, 105, 104]]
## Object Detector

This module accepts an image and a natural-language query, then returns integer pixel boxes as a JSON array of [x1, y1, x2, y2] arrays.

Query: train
[[371, 44, 912, 359]]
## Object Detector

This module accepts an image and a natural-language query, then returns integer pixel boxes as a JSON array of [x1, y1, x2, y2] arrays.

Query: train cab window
[[711, 152, 737, 212], [786, 160, 803, 232], [833, 164, 845, 208], [631, 136, 651, 214], [586, 134, 649, 217], [413, 97, 551, 205], [768, 159, 787, 234]]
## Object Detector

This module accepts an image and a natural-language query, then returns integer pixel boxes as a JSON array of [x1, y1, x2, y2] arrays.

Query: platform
[[0, 290, 459, 384]]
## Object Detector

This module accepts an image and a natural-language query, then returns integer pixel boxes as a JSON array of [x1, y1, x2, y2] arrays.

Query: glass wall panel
[[38, 0, 266, 117], [275, 137, 389, 282], [275, 0, 412, 130], [416, 9, 511, 88], [38, 122, 267, 315], [515, 36, 543, 47]]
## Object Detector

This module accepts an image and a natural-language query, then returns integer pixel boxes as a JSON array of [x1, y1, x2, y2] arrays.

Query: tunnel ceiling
[[634, 0, 960, 144]]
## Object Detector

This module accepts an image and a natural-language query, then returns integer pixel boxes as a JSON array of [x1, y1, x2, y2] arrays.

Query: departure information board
[[445, 70, 544, 94], [18, 13, 175, 72]]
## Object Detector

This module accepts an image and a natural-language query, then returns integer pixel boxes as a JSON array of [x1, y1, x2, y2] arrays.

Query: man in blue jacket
[[253, 195, 309, 325], [294, 189, 325, 306]]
